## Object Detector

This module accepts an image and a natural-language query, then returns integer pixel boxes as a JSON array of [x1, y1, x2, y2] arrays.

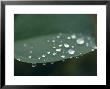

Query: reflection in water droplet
[[64, 43, 69, 48], [68, 49, 75, 54], [76, 38, 85, 44]]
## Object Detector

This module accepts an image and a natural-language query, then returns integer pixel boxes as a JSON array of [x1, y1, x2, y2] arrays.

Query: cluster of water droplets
[[15, 33, 97, 67]]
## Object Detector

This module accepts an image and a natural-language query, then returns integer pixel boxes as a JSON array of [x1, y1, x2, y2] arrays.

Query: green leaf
[[14, 14, 97, 64]]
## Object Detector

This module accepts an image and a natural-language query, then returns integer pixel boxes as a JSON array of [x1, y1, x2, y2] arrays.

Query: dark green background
[[14, 14, 97, 76]]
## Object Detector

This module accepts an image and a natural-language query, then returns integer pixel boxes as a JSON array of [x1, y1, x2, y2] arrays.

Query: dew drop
[[32, 64, 36, 67], [91, 49, 95, 51], [71, 46, 74, 48], [53, 46, 56, 48], [24, 44, 27, 47], [53, 52, 57, 56], [29, 56, 32, 59], [76, 38, 85, 44], [67, 36, 71, 39], [86, 43, 89, 47], [43, 63, 46, 66], [64, 43, 69, 48], [61, 55, 65, 58], [51, 62, 54, 64], [47, 40, 50, 42], [47, 51, 50, 54], [71, 34, 76, 39], [52, 40, 55, 42], [59, 44, 63, 47], [42, 54, 46, 57], [30, 50, 32, 53], [38, 57, 41, 60], [56, 48, 61, 52], [68, 49, 75, 54], [17, 58, 21, 61], [57, 35, 60, 38]]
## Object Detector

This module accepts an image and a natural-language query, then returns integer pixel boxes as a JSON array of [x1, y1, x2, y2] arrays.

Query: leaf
[[14, 14, 97, 64]]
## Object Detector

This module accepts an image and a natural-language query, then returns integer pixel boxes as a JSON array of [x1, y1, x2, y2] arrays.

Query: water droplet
[[52, 40, 55, 42], [51, 62, 54, 64], [24, 44, 27, 47], [59, 44, 63, 47], [70, 56, 73, 58], [71, 46, 74, 48], [80, 53, 82, 54], [29, 56, 32, 59], [53, 46, 56, 48], [17, 58, 21, 61], [71, 34, 76, 39], [56, 48, 61, 52], [76, 38, 85, 44], [56, 35, 60, 38], [30, 50, 32, 53], [47, 51, 50, 54], [61, 55, 65, 58], [93, 46, 97, 49], [86, 43, 89, 47], [47, 40, 50, 42], [42, 54, 46, 57], [91, 49, 95, 51], [60, 40, 63, 43], [87, 37, 91, 40], [43, 63, 46, 66], [76, 56, 79, 58], [67, 36, 71, 39], [68, 49, 75, 54], [53, 52, 57, 56], [38, 57, 41, 60], [64, 43, 69, 48], [32, 64, 36, 67]]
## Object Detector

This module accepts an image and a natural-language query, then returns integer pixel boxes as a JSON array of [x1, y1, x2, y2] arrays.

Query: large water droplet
[[68, 49, 75, 54], [76, 38, 85, 44]]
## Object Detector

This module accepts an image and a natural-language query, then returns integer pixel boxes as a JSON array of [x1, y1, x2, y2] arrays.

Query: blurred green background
[[14, 14, 97, 76]]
